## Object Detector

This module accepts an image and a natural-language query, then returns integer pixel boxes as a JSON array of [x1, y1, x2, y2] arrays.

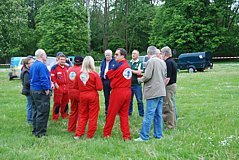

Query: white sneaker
[[134, 137, 148, 142], [73, 136, 81, 140]]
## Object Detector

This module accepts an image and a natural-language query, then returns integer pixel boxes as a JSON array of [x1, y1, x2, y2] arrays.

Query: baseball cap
[[56, 52, 65, 57], [74, 56, 84, 65]]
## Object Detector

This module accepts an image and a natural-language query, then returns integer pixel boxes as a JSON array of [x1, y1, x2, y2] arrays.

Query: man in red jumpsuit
[[103, 48, 132, 141], [67, 56, 83, 132], [51, 53, 69, 121]]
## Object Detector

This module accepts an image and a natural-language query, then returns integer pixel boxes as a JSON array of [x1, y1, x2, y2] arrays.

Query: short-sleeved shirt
[[165, 57, 177, 85], [128, 59, 143, 86]]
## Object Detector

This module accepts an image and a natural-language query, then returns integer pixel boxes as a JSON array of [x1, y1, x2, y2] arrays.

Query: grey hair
[[161, 46, 172, 56], [104, 49, 112, 56], [156, 49, 161, 54], [35, 49, 46, 58], [81, 56, 95, 73], [147, 46, 157, 55], [132, 49, 139, 55]]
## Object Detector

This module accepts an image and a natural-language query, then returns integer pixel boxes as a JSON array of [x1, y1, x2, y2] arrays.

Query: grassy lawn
[[0, 63, 238, 159]]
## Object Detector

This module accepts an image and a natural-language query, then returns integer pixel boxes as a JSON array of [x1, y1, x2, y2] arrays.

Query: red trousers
[[68, 92, 79, 132], [75, 91, 99, 138], [103, 88, 131, 140], [52, 91, 69, 120]]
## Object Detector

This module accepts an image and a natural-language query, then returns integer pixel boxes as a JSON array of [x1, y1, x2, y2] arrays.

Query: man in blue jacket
[[100, 49, 116, 115], [30, 49, 51, 138]]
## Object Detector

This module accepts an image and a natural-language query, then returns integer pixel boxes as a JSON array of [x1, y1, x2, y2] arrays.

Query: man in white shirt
[[99, 49, 116, 115]]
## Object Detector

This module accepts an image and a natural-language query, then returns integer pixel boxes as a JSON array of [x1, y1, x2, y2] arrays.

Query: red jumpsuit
[[74, 71, 103, 138], [51, 64, 69, 120], [67, 65, 81, 132], [103, 59, 132, 140]]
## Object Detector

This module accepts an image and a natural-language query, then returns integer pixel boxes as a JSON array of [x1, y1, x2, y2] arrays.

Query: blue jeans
[[26, 95, 33, 123], [140, 96, 163, 140], [129, 85, 144, 116]]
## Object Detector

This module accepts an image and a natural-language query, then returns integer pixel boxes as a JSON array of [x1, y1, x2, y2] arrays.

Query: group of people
[[20, 45, 177, 141]]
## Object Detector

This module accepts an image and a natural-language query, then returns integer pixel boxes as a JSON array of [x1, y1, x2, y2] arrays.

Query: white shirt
[[104, 61, 110, 79]]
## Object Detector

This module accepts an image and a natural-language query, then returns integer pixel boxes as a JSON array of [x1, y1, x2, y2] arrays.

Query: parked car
[[177, 52, 213, 72], [138, 55, 149, 71], [8, 56, 56, 80]]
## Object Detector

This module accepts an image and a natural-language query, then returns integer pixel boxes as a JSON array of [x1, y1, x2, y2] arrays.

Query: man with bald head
[[100, 49, 116, 115], [30, 49, 51, 138], [128, 49, 144, 117]]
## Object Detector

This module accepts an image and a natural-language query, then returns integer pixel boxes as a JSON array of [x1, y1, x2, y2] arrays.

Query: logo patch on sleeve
[[123, 68, 132, 80], [80, 73, 89, 85], [69, 71, 76, 81]]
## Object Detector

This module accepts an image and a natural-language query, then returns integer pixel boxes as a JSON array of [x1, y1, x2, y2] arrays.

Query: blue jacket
[[30, 60, 51, 91], [100, 58, 117, 79]]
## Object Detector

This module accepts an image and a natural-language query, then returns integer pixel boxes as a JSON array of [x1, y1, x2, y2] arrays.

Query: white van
[[9, 56, 56, 80]]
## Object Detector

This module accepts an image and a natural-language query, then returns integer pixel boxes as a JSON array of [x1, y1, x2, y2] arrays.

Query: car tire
[[188, 67, 195, 73]]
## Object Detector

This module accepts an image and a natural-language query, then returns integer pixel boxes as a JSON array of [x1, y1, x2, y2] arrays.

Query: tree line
[[0, 0, 238, 62]]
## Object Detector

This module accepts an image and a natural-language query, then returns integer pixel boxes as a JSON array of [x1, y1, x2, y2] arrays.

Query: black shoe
[[35, 134, 47, 138]]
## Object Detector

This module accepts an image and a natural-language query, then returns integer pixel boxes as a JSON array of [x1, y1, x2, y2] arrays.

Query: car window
[[46, 57, 56, 66], [138, 56, 144, 62], [139, 56, 148, 62]]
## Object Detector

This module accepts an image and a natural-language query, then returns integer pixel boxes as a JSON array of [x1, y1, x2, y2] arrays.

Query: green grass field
[[0, 63, 238, 160]]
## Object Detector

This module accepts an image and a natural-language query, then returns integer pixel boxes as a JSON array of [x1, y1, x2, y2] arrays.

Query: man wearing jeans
[[30, 49, 51, 138], [128, 50, 144, 117], [134, 46, 167, 142]]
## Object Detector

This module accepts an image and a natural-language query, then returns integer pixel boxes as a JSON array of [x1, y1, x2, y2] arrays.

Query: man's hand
[[137, 70, 142, 76], [54, 83, 59, 89], [45, 90, 50, 95], [137, 77, 142, 84]]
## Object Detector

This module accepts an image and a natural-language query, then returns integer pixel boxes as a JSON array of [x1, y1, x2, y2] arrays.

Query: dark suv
[[177, 52, 213, 72]]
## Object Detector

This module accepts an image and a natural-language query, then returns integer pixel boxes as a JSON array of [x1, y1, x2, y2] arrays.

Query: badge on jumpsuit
[[80, 73, 89, 85], [123, 68, 132, 80], [69, 71, 76, 81]]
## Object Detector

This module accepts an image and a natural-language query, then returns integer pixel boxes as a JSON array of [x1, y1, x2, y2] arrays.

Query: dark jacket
[[100, 58, 117, 80], [21, 68, 30, 95]]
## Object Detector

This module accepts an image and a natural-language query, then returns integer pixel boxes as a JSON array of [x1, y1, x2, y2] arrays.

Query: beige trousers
[[163, 83, 176, 129]]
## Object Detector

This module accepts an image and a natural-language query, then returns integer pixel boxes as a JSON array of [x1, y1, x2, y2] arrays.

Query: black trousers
[[102, 79, 111, 115], [31, 90, 50, 136]]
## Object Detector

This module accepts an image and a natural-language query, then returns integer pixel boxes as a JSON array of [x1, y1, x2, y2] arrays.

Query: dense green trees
[[36, 0, 88, 56], [0, 0, 29, 59], [0, 0, 238, 62], [150, 0, 239, 56]]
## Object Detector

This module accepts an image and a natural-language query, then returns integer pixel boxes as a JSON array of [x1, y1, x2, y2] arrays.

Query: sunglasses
[[115, 53, 120, 56]]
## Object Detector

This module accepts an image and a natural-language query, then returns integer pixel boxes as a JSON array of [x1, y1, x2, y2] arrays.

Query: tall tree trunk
[[103, 0, 109, 51], [86, 0, 91, 51], [125, 0, 128, 52]]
